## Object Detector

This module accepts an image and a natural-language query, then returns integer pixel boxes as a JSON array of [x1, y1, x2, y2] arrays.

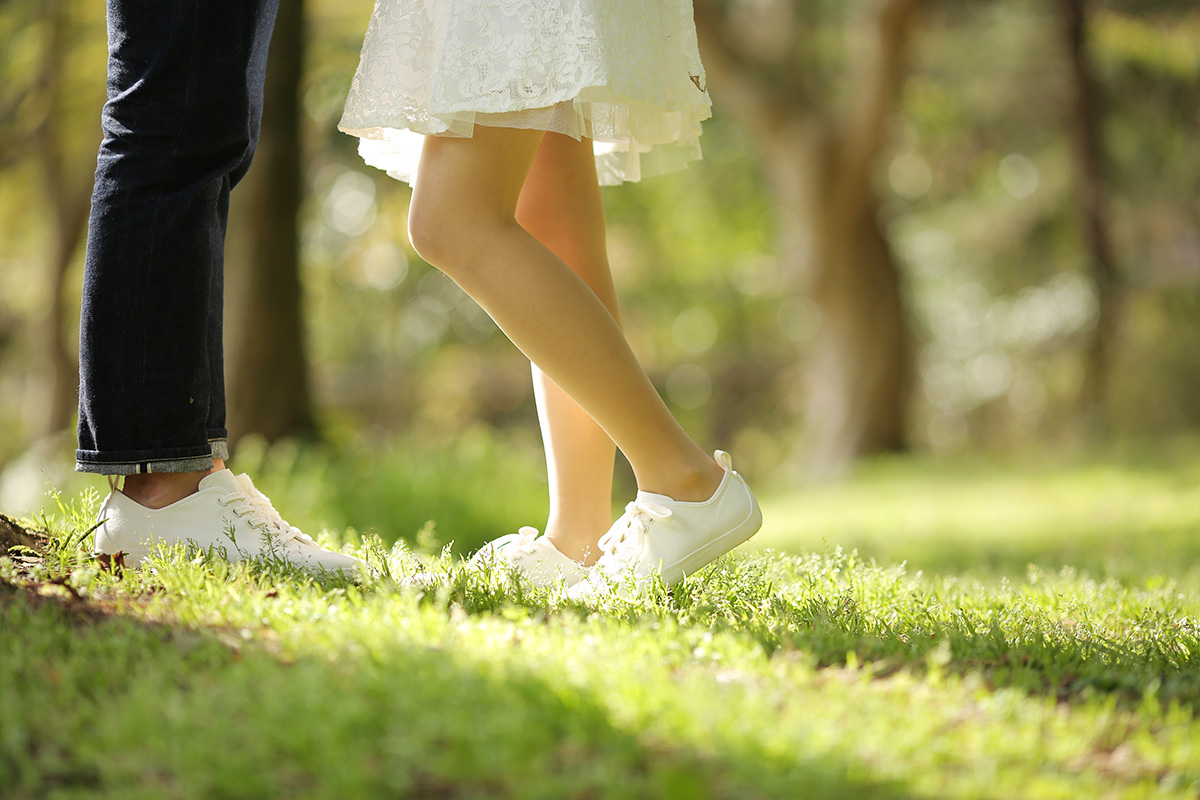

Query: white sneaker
[[92, 469, 364, 579], [468, 527, 587, 589], [569, 451, 761, 600]]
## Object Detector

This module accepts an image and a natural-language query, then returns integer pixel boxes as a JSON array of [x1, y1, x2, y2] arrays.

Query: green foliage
[[1, 0, 1198, 471], [5, 451, 1200, 797], [263, 0, 1200, 460], [894, 1, 1200, 451], [1094, 9, 1200, 80]]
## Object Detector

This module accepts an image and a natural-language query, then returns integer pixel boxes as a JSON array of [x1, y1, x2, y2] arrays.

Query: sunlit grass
[[754, 453, 1200, 585], [4, 449, 1200, 798]]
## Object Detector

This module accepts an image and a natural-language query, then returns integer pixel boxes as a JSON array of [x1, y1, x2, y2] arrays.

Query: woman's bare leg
[[516, 133, 619, 564], [408, 125, 722, 503]]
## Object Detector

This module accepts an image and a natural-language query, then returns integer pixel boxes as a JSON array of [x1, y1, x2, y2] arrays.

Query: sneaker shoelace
[[595, 500, 672, 574], [475, 527, 540, 567], [218, 490, 310, 545], [510, 526, 542, 557]]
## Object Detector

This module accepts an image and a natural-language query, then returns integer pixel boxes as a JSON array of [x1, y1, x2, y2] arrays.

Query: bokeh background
[[1, 0, 1197, 556]]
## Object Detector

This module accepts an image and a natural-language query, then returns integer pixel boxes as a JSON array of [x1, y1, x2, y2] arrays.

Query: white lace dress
[[338, 0, 712, 186]]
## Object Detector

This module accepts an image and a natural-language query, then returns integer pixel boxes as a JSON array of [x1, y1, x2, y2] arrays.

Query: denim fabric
[[76, 0, 280, 475]]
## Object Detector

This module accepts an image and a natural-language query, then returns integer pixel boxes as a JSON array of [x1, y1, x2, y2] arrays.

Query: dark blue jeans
[[76, 0, 280, 475]]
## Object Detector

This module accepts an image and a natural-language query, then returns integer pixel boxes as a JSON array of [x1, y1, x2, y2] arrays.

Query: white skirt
[[338, 0, 712, 186]]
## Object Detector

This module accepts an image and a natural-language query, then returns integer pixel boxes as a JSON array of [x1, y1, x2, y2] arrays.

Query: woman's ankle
[[544, 523, 607, 566], [636, 454, 724, 503]]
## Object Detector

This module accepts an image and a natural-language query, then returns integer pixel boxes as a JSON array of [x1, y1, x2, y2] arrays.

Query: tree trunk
[[37, 182, 89, 437], [225, 0, 314, 446], [695, 0, 917, 475], [34, 0, 90, 436], [756, 125, 909, 474], [806, 152, 910, 470], [1062, 0, 1120, 431]]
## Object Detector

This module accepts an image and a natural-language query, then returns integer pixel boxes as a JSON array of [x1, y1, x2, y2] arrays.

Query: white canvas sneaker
[[569, 450, 762, 600], [92, 469, 364, 578], [468, 527, 587, 589]]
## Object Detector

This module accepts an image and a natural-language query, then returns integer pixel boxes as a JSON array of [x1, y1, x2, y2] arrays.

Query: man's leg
[[76, 0, 361, 577], [77, 0, 278, 489]]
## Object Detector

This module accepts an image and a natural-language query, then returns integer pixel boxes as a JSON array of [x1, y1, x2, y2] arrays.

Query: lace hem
[[337, 0, 711, 186], [339, 89, 710, 186]]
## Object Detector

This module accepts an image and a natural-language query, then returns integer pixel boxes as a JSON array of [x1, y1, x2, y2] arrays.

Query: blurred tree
[[693, 0, 919, 474], [1, 0, 1197, 474], [31, 0, 88, 437], [1089, 4, 1200, 437], [225, 0, 315, 446], [0, 0, 99, 437], [1062, 0, 1120, 430]]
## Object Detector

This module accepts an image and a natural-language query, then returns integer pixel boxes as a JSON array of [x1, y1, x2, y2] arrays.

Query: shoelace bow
[[596, 500, 672, 570], [473, 527, 540, 568], [511, 526, 542, 557]]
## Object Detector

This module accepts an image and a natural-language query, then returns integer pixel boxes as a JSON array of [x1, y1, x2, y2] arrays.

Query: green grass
[[752, 452, 1200, 584], [3, 450, 1200, 798]]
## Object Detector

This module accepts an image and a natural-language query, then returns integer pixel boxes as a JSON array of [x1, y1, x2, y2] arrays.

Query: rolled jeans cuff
[[75, 438, 230, 476]]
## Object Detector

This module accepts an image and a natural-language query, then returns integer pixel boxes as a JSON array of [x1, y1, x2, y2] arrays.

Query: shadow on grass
[[1, 586, 936, 800]]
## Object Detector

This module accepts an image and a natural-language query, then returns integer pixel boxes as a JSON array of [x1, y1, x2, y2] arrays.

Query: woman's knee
[[408, 193, 515, 277], [406, 193, 459, 268]]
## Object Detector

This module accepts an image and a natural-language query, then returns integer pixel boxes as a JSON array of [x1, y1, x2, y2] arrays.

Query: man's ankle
[[120, 459, 225, 509]]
